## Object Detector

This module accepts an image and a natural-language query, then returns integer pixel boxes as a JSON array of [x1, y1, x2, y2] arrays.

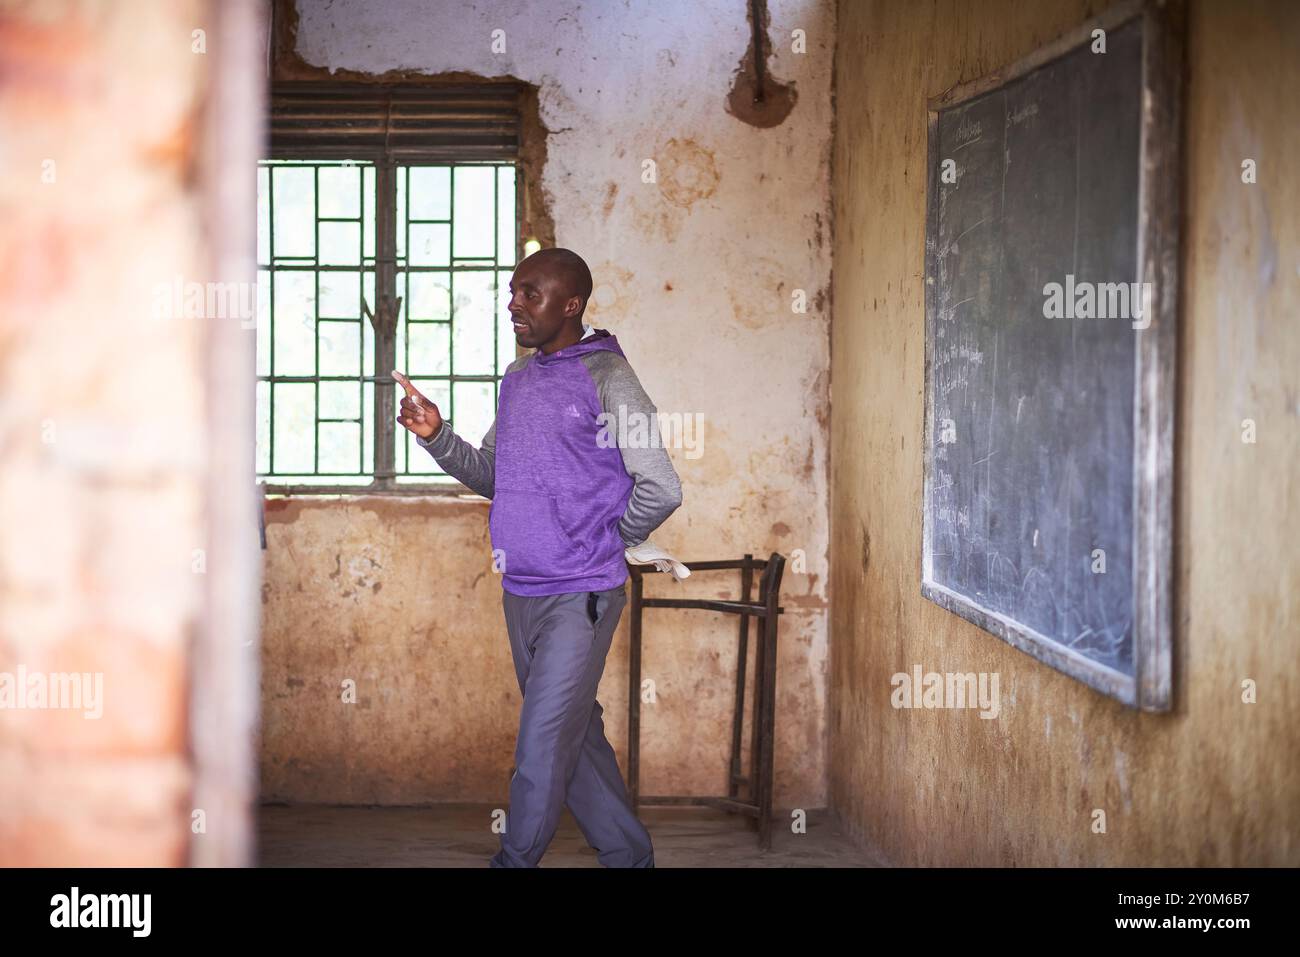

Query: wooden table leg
[[757, 610, 778, 851], [628, 570, 643, 807]]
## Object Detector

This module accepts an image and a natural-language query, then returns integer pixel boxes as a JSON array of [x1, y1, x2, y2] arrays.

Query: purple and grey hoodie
[[416, 327, 683, 596]]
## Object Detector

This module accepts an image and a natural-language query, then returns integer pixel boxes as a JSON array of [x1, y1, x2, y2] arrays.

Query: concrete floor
[[258, 804, 887, 867]]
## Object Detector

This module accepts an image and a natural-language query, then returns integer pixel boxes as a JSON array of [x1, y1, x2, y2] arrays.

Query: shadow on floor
[[258, 804, 887, 867]]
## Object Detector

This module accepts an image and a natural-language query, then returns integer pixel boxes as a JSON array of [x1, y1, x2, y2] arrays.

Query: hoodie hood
[[532, 327, 625, 366]]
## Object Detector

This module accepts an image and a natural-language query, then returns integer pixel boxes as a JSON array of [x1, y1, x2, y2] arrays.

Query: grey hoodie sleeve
[[415, 417, 496, 499], [583, 351, 684, 547], [414, 355, 532, 497]]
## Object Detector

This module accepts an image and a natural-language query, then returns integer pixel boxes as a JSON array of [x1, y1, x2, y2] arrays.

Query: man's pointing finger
[[392, 369, 421, 401]]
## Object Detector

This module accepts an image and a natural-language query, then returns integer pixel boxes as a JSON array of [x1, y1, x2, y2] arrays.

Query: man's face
[[507, 258, 581, 352]]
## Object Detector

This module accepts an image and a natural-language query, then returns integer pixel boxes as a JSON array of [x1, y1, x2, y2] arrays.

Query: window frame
[[258, 83, 524, 496]]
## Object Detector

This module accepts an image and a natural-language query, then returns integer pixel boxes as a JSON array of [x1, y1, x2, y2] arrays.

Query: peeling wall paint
[[262, 0, 835, 809], [831, 0, 1299, 865], [726, 0, 799, 128]]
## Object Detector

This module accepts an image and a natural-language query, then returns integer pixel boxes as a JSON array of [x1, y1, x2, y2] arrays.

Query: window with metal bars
[[256, 83, 523, 493]]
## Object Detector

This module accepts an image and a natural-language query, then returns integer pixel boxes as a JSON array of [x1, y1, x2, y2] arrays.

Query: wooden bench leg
[[728, 555, 753, 806], [628, 572, 643, 807], [757, 611, 778, 851], [748, 600, 767, 835]]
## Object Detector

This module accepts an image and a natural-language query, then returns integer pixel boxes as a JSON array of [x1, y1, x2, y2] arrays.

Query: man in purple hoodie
[[394, 247, 682, 868]]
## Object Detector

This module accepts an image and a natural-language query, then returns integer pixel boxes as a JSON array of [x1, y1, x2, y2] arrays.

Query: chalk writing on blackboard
[[920, 2, 1180, 711]]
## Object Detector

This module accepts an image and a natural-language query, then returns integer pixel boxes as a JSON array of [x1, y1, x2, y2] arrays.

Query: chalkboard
[[921, 1, 1182, 710]]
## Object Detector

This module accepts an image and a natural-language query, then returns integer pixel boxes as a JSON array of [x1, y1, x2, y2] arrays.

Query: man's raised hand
[[393, 369, 443, 440]]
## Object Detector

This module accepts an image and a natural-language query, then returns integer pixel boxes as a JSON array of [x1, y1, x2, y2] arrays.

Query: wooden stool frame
[[625, 553, 786, 850]]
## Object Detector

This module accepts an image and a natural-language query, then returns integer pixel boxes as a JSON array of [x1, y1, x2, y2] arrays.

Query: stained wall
[[830, 0, 1299, 865]]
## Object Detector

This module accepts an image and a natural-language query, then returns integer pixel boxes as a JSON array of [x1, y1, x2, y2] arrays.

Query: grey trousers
[[490, 582, 655, 868]]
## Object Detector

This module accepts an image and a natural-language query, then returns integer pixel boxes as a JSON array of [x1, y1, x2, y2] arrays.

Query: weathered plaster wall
[[830, 0, 1299, 865], [261, 496, 513, 802], [262, 0, 835, 808]]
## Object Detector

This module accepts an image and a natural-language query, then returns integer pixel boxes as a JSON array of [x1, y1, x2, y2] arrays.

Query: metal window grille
[[257, 82, 523, 493]]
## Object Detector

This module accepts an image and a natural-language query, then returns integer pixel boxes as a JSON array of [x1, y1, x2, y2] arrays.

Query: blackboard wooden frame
[[920, 0, 1183, 711]]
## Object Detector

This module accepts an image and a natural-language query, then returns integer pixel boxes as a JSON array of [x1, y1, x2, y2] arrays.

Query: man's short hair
[[530, 247, 593, 317]]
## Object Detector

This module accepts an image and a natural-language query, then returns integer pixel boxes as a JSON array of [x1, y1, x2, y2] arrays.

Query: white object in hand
[[624, 540, 691, 581]]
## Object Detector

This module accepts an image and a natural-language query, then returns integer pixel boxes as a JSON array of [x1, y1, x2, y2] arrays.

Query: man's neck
[[539, 320, 589, 355]]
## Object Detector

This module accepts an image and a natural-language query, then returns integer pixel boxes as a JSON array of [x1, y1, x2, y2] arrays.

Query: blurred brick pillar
[[0, 0, 263, 866]]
